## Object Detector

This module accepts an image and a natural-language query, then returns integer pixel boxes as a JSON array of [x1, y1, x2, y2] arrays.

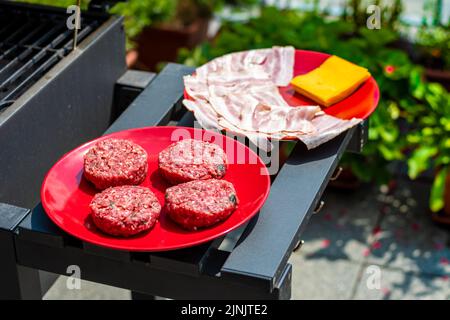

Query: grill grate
[[0, 4, 104, 111]]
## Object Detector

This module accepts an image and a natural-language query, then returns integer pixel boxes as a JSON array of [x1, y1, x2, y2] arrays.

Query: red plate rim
[[41, 126, 271, 251]]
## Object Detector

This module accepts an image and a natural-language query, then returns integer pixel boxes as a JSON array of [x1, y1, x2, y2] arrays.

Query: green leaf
[[409, 67, 424, 90], [387, 102, 400, 120], [430, 168, 448, 212], [349, 158, 372, 182]]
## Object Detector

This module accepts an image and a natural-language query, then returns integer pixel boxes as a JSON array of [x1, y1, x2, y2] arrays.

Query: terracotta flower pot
[[135, 18, 210, 71], [444, 173, 450, 215], [327, 167, 361, 191], [126, 50, 138, 68], [425, 68, 450, 91]]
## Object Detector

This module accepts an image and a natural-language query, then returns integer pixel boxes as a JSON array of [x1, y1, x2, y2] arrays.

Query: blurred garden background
[[22, 0, 450, 299]]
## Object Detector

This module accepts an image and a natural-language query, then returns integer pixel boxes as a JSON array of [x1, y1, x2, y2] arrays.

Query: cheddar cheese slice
[[290, 55, 371, 107]]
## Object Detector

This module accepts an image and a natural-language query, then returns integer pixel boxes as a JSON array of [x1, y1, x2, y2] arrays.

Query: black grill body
[[0, 1, 126, 208]]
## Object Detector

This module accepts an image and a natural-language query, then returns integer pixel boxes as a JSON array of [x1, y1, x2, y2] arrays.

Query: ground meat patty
[[84, 138, 148, 190], [158, 139, 227, 185], [165, 179, 238, 230], [90, 186, 161, 237]]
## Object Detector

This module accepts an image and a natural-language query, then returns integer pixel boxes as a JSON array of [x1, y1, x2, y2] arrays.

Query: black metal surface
[[113, 70, 156, 120], [131, 292, 156, 300], [0, 229, 23, 299], [221, 129, 354, 290], [0, 2, 126, 208], [18, 204, 66, 248], [0, 63, 363, 300], [275, 263, 292, 300]]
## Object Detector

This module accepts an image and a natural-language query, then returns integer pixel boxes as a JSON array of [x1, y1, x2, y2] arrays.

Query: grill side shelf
[[14, 64, 219, 277], [0, 202, 43, 299], [7, 62, 359, 299], [106, 63, 195, 134], [9, 63, 290, 298]]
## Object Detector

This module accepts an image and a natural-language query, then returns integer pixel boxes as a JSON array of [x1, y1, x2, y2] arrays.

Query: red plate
[[184, 49, 380, 120], [41, 126, 270, 252]]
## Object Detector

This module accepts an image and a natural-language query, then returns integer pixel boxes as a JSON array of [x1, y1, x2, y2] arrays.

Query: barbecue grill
[[0, 1, 369, 300]]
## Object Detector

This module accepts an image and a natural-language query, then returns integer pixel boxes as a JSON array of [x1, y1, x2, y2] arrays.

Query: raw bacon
[[183, 46, 362, 150]]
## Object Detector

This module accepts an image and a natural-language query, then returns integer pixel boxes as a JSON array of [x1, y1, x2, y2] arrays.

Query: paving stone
[[43, 276, 131, 300], [366, 180, 450, 277], [354, 263, 450, 300], [299, 185, 379, 262], [289, 252, 361, 300]]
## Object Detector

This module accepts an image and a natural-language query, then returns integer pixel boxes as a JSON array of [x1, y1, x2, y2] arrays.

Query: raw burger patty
[[90, 186, 161, 237], [165, 179, 238, 230], [158, 139, 227, 185], [84, 138, 148, 190]]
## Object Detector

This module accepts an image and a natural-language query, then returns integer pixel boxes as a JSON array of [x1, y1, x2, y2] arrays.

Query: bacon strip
[[297, 114, 361, 149], [183, 46, 362, 150]]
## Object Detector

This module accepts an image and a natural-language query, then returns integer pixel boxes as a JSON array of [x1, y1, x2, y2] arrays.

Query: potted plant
[[132, 0, 209, 71], [406, 76, 450, 223], [22, 0, 175, 68]]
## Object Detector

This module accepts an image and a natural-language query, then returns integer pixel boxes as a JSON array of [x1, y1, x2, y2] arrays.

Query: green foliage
[[173, 0, 257, 26], [18, 0, 176, 49], [430, 168, 448, 212], [110, 0, 177, 49]]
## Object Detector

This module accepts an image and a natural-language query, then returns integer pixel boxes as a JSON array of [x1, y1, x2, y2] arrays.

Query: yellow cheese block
[[290, 55, 371, 107]]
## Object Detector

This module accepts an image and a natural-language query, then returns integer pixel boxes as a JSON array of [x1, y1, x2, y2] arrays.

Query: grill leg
[[0, 203, 42, 300], [131, 291, 156, 300]]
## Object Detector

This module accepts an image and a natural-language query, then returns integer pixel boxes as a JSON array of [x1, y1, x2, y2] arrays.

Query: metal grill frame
[[0, 63, 367, 300], [0, 1, 109, 108], [0, 1, 126, 209]]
